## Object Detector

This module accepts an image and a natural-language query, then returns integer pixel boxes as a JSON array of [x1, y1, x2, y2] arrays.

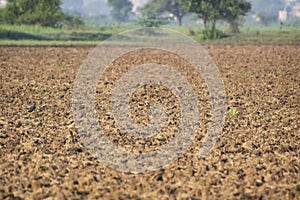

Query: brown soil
[[0, 44, 299, 199]]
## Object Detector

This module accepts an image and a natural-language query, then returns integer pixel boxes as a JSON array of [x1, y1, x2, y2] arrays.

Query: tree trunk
[[202, 13, 207, 28], [175, 14, 183, 26], [211, 18, 216, 33], [229, 20, 240, 34], [177, 16, 182, 26]]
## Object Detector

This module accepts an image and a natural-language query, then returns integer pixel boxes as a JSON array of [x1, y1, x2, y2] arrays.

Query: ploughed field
[[0, 44, 299, 199]]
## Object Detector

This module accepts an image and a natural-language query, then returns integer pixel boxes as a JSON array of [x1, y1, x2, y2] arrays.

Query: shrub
[[138, 13, 169, 28], [202, 27, 223, 40]]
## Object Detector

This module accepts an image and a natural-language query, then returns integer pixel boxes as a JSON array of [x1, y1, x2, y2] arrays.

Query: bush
[[59, 14, 85, 29], [202, 27, 223, 40], [138, 13, 169, 28], [2, 0, 66, 27]]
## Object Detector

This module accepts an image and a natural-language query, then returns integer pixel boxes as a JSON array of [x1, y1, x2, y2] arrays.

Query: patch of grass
[[0, 24, 130, 44], [155, 85, 165, 93], [223, 26, 300, 44], [266, 69, 283, 78], [0, 24, 299, 46], [60, 62, 67, 69], [39, 91, 48, 97], [157, 25, 300, 44], [236, 71, 252, 78], [236, 72, 244, 78], [35, 100, 42, 111], [281, 89, 288, 95], [73, 189, 78, 198], [229, 109, 239, 117], [0, 39, 100, 46]]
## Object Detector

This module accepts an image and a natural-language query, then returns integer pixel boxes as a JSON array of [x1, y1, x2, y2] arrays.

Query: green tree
[[107, 0, 133, 22], [141, 0, 188, 26], [2, 0, 64, 27], [187, 0, 251, 38], [220, 0, 251, 33], [187, 0, 209, 28], [0, 8, 4, 24], [187, 0, 222, 39]]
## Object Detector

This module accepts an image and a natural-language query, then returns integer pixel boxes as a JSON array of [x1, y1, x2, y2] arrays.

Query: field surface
[[0, 44, 299, 199]]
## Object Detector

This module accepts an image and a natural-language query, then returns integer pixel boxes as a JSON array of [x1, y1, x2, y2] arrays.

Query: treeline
[[107, 0, 252, 39], [0, 0, 253, 40], [0, 0, 84, 28]]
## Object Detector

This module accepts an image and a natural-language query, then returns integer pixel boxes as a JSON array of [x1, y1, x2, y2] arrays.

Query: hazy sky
[[83, 0, 100, 6], [82, 0, 148, 9], [80, 0, 148, 13]]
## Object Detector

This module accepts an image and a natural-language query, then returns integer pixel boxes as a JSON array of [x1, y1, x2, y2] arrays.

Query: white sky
[[82, 0, 148, 12]]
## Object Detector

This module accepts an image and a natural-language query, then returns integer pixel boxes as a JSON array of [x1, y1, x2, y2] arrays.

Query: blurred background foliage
[[0, 0, 299, 42]]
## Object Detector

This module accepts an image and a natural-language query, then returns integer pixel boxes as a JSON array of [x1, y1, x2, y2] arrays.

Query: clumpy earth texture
[[0, 44, 299, 199]]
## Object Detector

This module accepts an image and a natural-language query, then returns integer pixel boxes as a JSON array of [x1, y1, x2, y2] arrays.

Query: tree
[[141, 0, 188, 26], [0, 8, 4, 24], [187, 0, 222, 39], [107, 0, 133, 22], [2, 0, 64, 27], [220, 0, 251, 33], [187, 0, 208, 28], [187, 0, 251, 38]]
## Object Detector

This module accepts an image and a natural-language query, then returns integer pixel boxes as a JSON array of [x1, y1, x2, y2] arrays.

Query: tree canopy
[[107, 0, 133, 22], [139, 0, 251, 36], [2, 0, 64, 27], [186, 0, 251, 37], [220, 0, 251, 33], [141, 0, 188, 26]]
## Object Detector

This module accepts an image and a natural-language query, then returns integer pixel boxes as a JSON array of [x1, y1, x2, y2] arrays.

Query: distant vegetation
[[138, 0, 252, 39], [107, 0, 134, 22], [0, 0, 299, 45], [0, 0, 84, 28], [0, 23, 299, 46]]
